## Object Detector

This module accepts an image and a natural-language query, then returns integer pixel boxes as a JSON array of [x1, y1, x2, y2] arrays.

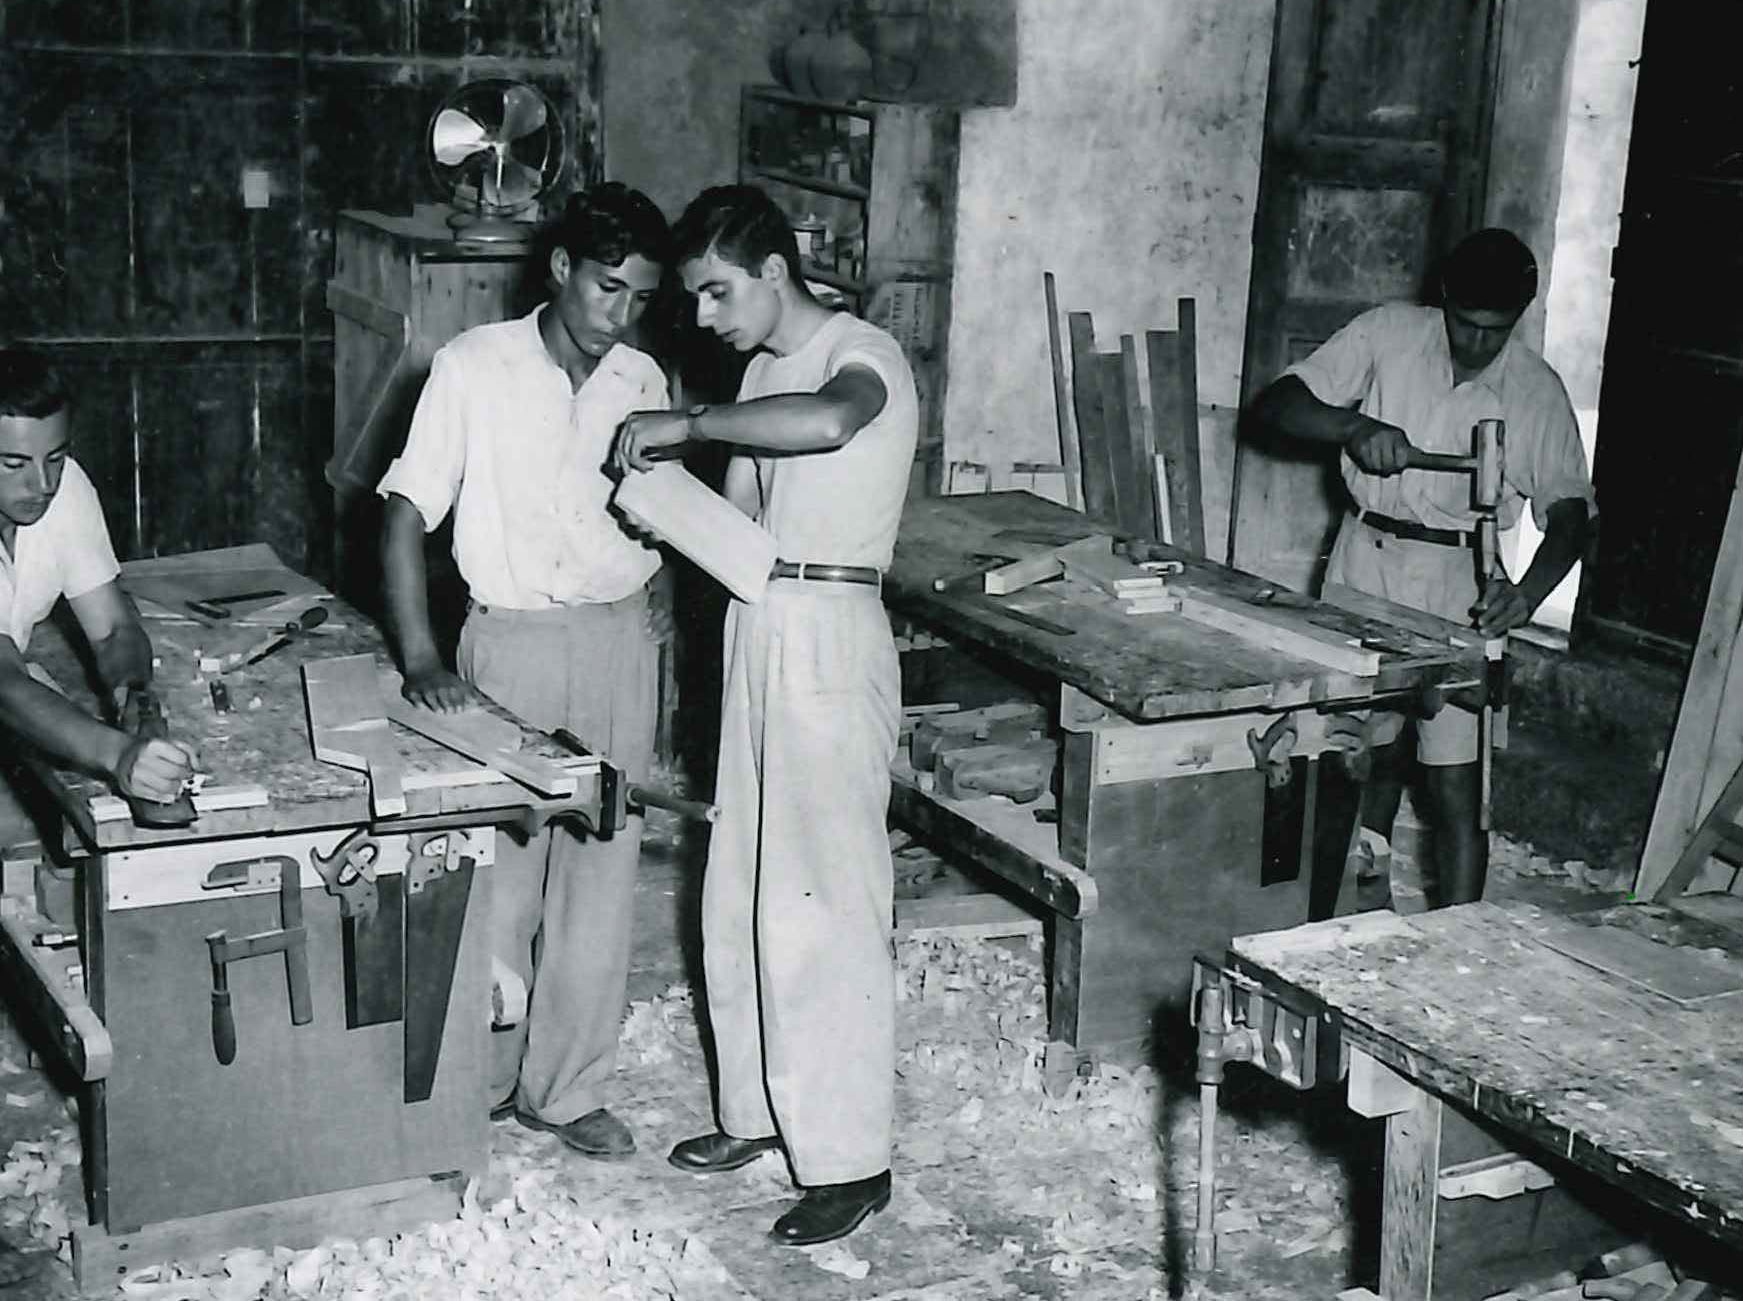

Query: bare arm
[[66, 579, 154, 707], [381, 492, 476, 713], [1251, 374, 1415, 475], [1474, 497, 1592, 636], [0, 634, 193, 803], [615, 365, 889, 473]]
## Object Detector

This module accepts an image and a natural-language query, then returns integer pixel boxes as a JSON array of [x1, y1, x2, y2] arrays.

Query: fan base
[[445, 208, 534, 244]]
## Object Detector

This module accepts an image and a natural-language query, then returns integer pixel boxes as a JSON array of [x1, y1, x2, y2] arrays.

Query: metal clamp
[[204, 856, 312, 1066]]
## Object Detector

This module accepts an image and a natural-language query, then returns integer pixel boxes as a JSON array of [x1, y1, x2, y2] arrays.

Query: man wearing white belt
[[1250, 227, 1594, 907], [616, 184, 916, 1246], [377, 183, 671, 1159]]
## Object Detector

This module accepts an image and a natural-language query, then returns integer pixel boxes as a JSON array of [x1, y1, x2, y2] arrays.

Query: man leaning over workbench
[[376, 183, 671, 1161], [1249, 228, 1594, 909], [615, 184, 916, 1246], [0, 348, 197, 815]]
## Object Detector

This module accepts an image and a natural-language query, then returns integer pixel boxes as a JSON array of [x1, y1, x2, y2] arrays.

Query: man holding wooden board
[[1249, 228, 1594, 908], [0, 348, 197, 817], [615, 184, 916, 1246], [376, 184, 671, 1160]]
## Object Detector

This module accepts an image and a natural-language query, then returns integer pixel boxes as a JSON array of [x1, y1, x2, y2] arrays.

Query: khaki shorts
[[1327, 515, 1480, 767]]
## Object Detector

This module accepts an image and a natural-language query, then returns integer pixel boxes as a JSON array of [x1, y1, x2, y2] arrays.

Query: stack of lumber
[[1053, 536, 1179, 613]]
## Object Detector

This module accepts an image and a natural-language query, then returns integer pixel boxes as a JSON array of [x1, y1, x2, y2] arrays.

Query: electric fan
[[427, 78, 566, 241]]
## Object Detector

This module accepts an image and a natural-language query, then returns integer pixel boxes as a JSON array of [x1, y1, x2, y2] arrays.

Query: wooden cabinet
[[326, 209, 542, 631], [739, 86, 959, 496]]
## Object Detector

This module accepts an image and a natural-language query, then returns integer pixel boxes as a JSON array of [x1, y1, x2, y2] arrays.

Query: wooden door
[[1228, 0, 1503, 592], [1575, 2, 1743, 658]]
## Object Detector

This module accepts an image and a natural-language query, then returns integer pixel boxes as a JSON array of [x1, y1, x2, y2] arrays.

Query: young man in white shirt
[[377, 183, 671, 1160], [616, 184, 917, 1246], [1250, 228, 1594, 907], [0, 349, 196, 813]]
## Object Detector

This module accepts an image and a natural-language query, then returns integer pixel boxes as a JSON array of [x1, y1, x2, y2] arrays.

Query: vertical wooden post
[[1379, 1078, 1442, 1300]]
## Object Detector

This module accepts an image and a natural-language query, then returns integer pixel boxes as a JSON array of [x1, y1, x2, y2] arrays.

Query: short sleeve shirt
[[0, 458, 121, 652], [734, 312, 918, 569], [377, 308, 669, 609], [1286, 303, 1595, 533]]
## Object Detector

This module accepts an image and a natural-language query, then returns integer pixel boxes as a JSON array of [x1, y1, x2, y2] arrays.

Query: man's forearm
[[88, 616, 155, 706], [1515, 499, 1592, 612], [690, 394, 855, 455], [1251, 375, 1371, 446], [0, 671, 129, 779], [380, 496, 442, 672]]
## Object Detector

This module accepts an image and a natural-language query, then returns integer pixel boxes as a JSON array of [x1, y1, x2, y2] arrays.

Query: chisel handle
[[628, 785, 721, 823]]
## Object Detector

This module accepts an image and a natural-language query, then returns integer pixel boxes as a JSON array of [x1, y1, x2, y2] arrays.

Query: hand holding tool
[[223, 605, 328, 673], [117, 687, 198, 828]]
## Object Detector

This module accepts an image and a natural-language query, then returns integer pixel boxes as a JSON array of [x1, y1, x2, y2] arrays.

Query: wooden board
[[1229, 902, 1743, 1251], [612, 463, 777, 604], [1146, 305, 1207, 557], [885, 493, 1469, 721], [1539, 923, 1743, 1006], [382, 688, 577, 799], [0, 900, 111, 1081], [1174, 589, 1382, 677], [302, 655, 407, 817], [120, 544, 329, 621]]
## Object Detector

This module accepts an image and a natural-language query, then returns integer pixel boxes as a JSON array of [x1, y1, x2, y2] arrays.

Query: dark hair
[[548, 181, 671, 270], [672, 184, 810, 296], [0, 348, 69, 419], [1441, 228, 1538, 314]]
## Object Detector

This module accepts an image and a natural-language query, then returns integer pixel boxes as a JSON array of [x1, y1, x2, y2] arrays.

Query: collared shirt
[[0, 458, 121, 653], [1287, 303, 1595, 533], [377, 307, 668, 609], [735, 311, 917, 570]]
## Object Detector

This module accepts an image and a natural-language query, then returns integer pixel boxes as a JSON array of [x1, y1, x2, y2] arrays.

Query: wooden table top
[[1229, 901, 1743, 1250], [20, 550, 572, 852], [886, 492, 1488, 721]]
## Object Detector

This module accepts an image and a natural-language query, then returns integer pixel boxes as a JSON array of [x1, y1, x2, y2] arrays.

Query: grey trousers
[[458, 591, 656, 1123]]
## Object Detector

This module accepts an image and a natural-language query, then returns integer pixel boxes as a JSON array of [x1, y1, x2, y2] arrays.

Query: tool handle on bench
[[211, 988, 236, 1065], [628, 785, 721, 823]]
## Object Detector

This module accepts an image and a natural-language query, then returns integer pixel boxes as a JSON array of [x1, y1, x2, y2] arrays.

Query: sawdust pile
[[3, 934, 1364, 1300]]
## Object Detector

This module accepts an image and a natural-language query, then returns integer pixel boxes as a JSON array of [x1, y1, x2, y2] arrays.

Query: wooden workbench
[[885, 492, 1489, 1056], [1, 549, 606, 1295], [1220, 901, 1743, 1298]]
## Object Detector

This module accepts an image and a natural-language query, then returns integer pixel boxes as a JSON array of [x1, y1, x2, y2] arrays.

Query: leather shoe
[[769, 1170, 891, 1246], [668, 1131, 785, 1174], [516, 1107, 636, 1160]]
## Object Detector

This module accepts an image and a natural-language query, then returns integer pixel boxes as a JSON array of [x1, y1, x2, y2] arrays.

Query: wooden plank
[[1120, 335, 1160, 540], [612, 463, 778, 605], [1094, 350, 1141, 538], [982, 551, 1066, 596], [1378, 1078, 1441, 1301], [0, 901, 112, 1081], [1175, 589, 1382, 677], [1067, 313, 1117, 525], [74, 1172, 467, 1295], [893, 892, 1042, 940], [382, 694, 577, 799], [1638, 469, 1743, 898], [1147, 315, 1209, 557], [1539, 923, 1743, 1005], [302, 655, 407, 818], [1174, 302, 1206, 556], [1348, 1045, 1416, 1118], [1042, 272, 1083, 510]]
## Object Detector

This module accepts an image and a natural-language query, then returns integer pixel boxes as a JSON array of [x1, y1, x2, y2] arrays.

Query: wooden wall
[[0, 1, 600, 585]]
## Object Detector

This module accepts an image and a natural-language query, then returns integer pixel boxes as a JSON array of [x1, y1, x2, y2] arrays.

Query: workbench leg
[[1376, 1074, 1443, 1300], [1046, 913, 1083, 1047]]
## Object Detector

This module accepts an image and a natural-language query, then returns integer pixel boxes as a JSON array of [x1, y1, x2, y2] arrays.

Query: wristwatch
[[685, 403, 709, 441]]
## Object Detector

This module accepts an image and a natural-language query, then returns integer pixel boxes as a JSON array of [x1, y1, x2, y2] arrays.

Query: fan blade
[[432, 107, 492, 166], [498, 84, 548, 143], [482, 155, 544, 210]]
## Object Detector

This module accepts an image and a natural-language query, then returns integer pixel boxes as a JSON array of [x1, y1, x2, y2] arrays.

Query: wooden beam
[[1120, 335, 1160, 540], [1378, 1077, 1442, 1301], [1067, 313, 1118, 524], [612, 463, 778, 605]]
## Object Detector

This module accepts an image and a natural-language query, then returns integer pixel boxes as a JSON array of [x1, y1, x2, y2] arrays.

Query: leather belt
[[769, 560, 882, 587], [1355, 510, 1474, 548]]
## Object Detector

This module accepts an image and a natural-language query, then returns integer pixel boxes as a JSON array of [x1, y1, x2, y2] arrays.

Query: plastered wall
[[942, 0, 1276, 556]]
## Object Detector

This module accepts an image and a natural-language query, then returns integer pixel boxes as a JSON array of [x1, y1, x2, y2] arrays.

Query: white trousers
[[702, 580, 900, 1185]]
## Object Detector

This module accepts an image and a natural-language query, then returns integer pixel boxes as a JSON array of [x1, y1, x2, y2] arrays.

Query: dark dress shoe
[[516, 1107, 636, 1160], [769, 1170, 892, 1246], [668, 1131, 785, 1173]]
